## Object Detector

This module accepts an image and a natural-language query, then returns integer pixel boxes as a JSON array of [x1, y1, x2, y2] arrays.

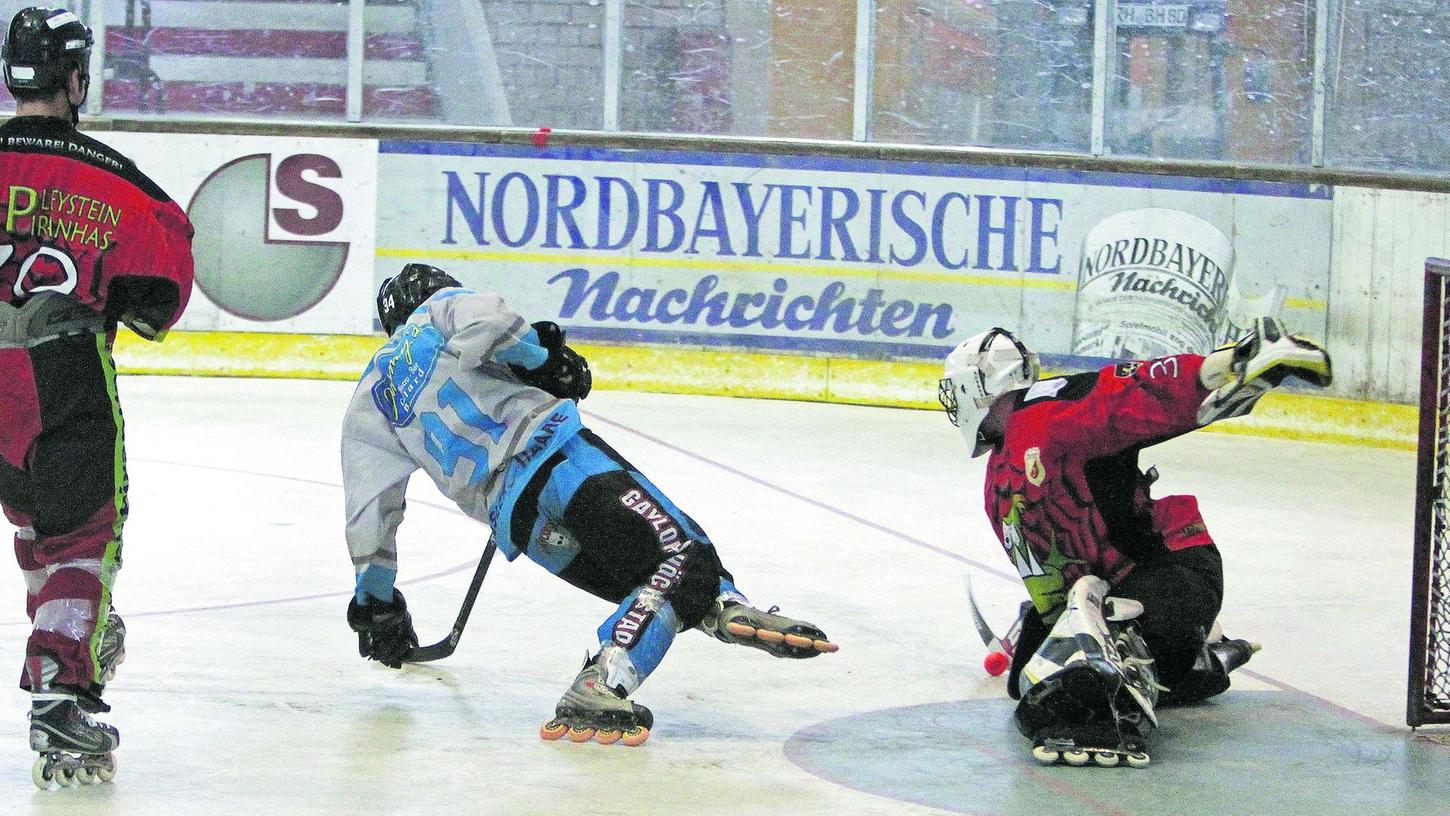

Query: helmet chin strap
[[70, 74, 88, 125]]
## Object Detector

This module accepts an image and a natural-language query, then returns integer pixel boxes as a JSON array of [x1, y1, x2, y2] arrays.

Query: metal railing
[[84, 114, 1450, 195]]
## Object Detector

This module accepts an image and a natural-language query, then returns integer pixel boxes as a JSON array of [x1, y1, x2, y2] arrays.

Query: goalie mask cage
[[1411, 258, 1450, 726]]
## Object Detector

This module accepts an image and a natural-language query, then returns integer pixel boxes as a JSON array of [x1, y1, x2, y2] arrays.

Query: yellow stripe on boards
[[111, 331, 1412, 449]]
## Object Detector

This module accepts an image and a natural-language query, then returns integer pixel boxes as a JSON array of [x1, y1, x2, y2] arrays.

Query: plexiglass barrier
[[0, 0, 1444, 174]]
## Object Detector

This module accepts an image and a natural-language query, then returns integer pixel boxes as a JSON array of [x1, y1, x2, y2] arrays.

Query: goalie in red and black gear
[[942, 320, 1332, 710], [0, 5, 194, 736]]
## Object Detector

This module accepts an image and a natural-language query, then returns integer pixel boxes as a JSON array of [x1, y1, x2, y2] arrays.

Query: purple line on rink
[[1237, 667, 1419, 736], [584, 409, 1409, 734], [107, 559, 480, 621], [581, 413, 1023, 585], [0, 459, 483, 627]]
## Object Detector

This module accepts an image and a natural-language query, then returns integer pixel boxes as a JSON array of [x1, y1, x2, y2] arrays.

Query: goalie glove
[[509, 321, 592, 401], [1198, 317, 1333, 425]]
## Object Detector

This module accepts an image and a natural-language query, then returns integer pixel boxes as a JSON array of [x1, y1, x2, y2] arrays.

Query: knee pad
[[667, 540, 725, 630]]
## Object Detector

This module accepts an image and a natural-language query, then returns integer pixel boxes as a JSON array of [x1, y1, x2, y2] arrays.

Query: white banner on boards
[[98, 131, 380, 334], [374, 141, 1332, 362]]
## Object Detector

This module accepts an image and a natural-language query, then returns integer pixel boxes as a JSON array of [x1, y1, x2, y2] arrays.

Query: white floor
[[0, 377, 1428, 814]]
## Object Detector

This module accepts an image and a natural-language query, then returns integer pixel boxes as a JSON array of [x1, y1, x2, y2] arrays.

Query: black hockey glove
[[510, 321, 592, 401], [531, 320, 566, 351], [346, 590, 418, 669]]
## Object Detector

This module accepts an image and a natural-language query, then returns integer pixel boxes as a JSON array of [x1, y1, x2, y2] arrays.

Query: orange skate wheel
[[594, 729, 622, 745], [539, 720, 569, 741], [567, 726, 596, 743], [755, 629, 785, 644], [724, 622, 755, 638], [783, 633, 815, 649], [813, 639, 839, 653], [621, 726, 650, 747]]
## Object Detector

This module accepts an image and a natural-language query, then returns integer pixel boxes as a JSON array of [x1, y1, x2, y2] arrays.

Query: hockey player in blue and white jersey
[[341, 263, 837, 746]]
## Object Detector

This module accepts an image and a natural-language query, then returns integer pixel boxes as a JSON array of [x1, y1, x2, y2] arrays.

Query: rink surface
[[1, 376, 1446, 815]]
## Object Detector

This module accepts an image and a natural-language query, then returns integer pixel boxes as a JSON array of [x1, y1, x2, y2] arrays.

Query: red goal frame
[[1411, 258, 1450, 726]]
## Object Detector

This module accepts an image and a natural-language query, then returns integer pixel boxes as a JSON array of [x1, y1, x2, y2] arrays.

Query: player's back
[[343, 290, 581, 538], [984, 371, 1130, 614], [985, 356, 1211, 614], [0, 115, 193, 335]]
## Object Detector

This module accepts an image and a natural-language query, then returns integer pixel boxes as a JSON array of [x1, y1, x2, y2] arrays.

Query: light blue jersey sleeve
[[341, 390, 416, 603]]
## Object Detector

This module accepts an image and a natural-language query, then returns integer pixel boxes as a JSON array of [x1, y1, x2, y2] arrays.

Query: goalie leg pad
[[1014, 576, 1161, 748]]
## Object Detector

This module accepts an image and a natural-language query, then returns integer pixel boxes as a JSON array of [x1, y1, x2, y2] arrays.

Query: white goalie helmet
[[938, 328, 1041, 457]]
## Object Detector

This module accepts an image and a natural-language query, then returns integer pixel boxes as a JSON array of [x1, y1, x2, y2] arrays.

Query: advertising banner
[[100, 132, 379, 334], [1073, 207, 1241, 360], [374, 142, 1331, 364]]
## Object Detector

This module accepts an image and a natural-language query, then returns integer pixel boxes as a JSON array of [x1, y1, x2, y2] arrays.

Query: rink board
[[85, 128, 1448, 407], [786, 692, 1450, 816]]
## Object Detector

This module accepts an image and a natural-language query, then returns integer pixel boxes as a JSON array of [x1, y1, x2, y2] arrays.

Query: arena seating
[[97, 0, 437, 118]]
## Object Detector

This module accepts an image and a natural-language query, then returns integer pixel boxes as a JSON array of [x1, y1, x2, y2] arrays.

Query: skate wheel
[[97, 754, 117, 783], [1062, 750, 1091, 766], [32, 756, 54, 790], [1092, 751, 1120, 767], [76, 766, 97, 785], [539, 720, 569, 741], [755, 629, 785, 645], [594, 729, 622, 745], [56, 766, 77, 787], [1031, 745, 1060, 765], [1126, 751, 1150, 768], [567, 726, 596, 743], [620, 726, 650, 747]]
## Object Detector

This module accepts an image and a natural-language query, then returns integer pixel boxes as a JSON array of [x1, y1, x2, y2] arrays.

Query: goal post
[[1411, 258, 1450, 727]]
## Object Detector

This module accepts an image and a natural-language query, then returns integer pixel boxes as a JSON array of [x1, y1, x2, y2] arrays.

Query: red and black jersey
[[0, 115, 193, 339], [984, 354, 1217, 619]]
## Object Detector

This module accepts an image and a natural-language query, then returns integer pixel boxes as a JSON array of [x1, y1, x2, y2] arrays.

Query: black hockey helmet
[[2, 7, 93, 96], [376, 263, 461, 335]]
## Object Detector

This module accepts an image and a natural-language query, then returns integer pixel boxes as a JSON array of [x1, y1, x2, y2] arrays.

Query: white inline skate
[[698, 596, 838, 658], [540, 649, 653, 747], [1014, 576, 1160, 769]]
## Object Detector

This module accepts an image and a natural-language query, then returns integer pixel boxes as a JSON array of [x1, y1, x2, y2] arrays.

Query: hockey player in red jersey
[[0, 7, 194, 789], [939, 318, 1332, 767]]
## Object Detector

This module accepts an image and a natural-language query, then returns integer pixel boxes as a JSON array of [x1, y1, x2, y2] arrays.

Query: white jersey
[[341, 288, 582, 576]]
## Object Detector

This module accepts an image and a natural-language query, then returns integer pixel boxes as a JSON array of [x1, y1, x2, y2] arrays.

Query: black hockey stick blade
[[405, 538, 498, 664]]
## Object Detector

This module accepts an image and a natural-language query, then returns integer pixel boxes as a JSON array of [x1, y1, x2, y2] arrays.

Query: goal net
[[1411, 258, 1450, 726]]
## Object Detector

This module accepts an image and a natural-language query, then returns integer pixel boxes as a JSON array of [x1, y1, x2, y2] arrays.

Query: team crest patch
[[1114, 361, 1141, 378], [1024, 447, 1046, 486]]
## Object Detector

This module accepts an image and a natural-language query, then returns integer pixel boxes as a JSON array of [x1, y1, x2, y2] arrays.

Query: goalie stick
[[965, 573, 1025, 658], [406, 538, 498, 663]]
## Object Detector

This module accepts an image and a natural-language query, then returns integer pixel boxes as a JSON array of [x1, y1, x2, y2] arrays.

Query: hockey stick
[[965, 573, 1016, 657], [405, 538, 498, 663]]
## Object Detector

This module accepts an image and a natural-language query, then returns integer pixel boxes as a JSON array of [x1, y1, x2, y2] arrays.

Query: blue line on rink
[[378, 140, 1333, 200]]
